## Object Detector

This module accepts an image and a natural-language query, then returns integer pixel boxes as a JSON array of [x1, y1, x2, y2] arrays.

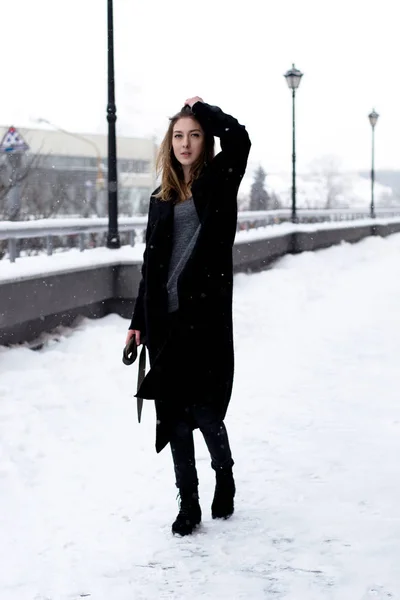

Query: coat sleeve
[[191, 101, 251, 182], [128, 196, 155, 334]]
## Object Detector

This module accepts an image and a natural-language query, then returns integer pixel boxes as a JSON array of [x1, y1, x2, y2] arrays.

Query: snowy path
[[1, 234, 400, 599]]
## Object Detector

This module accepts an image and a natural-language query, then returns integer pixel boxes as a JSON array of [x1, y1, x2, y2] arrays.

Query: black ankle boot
[[172, 489, 202, 536], [211, 467, 236, 519]]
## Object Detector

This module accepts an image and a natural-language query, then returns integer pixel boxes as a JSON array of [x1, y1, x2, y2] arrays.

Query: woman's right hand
[[185, 96, 204, 108], [126, 329, 141, 346]]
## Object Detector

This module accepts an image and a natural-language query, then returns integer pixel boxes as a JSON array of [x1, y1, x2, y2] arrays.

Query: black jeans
[[170, 404, 234, 491]]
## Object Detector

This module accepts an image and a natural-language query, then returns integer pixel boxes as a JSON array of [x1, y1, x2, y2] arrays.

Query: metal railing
[[237, 207, 400, 227], [0, 217, 147, 263], [1, 208, 400, 263]]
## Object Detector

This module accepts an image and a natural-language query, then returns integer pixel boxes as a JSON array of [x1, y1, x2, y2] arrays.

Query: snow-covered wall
[[2, 220, 400, 346]]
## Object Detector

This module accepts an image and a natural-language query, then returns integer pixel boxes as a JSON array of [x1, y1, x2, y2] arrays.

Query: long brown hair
[[155, 105, 215, 202]]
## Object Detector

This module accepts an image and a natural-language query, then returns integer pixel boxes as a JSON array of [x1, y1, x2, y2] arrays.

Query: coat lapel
[[155, 197, 174, 232], [192, 171, 211, 223]]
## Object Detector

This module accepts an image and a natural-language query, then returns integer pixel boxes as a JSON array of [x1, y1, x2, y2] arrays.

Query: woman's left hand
[[185, 96, 204, 108]]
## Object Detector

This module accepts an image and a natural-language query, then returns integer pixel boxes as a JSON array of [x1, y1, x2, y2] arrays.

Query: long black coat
[[129, 101, 251, 452]]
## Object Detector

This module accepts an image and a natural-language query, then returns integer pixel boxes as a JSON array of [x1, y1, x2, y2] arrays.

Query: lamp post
[[368, 109, 379, 219], [106, 0, 120, 248], [284, 64, 303, 223]]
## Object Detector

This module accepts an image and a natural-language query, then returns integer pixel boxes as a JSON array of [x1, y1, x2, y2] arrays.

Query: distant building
[[0, 125, 158, 216]]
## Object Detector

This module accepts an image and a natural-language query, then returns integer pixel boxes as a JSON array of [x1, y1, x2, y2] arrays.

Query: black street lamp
[[284, 64, 303, 223], [106, 0, 120, 248], [368, 109, 379, 219]]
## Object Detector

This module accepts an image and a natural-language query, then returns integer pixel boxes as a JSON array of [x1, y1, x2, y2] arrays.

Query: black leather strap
[[122, 335, 138, 365], [122, 335, 147, 423], [136, 345, 146, 423]]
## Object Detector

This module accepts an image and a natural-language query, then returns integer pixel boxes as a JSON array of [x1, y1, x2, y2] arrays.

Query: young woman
[[126, 96, 251, 536]]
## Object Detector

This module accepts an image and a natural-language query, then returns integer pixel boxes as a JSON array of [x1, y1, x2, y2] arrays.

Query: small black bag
[[122, 334, 147, 423]]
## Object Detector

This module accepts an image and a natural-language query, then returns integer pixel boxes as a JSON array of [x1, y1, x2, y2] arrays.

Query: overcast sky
[[2, 0, 399, 174]]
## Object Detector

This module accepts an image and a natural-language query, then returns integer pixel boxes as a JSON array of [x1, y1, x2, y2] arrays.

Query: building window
[[119, 159, 150, 173], [40, 155, 98, 170], [39, 155, 151, 174]]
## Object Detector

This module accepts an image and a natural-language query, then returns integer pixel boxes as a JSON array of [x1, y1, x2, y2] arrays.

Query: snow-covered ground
[[1, 234, 400, 599]]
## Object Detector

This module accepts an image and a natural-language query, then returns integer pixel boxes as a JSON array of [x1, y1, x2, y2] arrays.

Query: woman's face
[[172, 117, 205, 168]]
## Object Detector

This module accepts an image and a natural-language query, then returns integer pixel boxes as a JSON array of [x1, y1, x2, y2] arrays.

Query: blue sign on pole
[[0, 126, 30, 154]]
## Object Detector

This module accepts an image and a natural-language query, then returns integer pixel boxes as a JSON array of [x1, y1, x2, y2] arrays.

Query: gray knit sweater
[[167, 197, 200, 313]]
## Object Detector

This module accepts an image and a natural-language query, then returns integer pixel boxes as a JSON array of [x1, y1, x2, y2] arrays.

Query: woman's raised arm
[[188, 98, 251, 176]]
